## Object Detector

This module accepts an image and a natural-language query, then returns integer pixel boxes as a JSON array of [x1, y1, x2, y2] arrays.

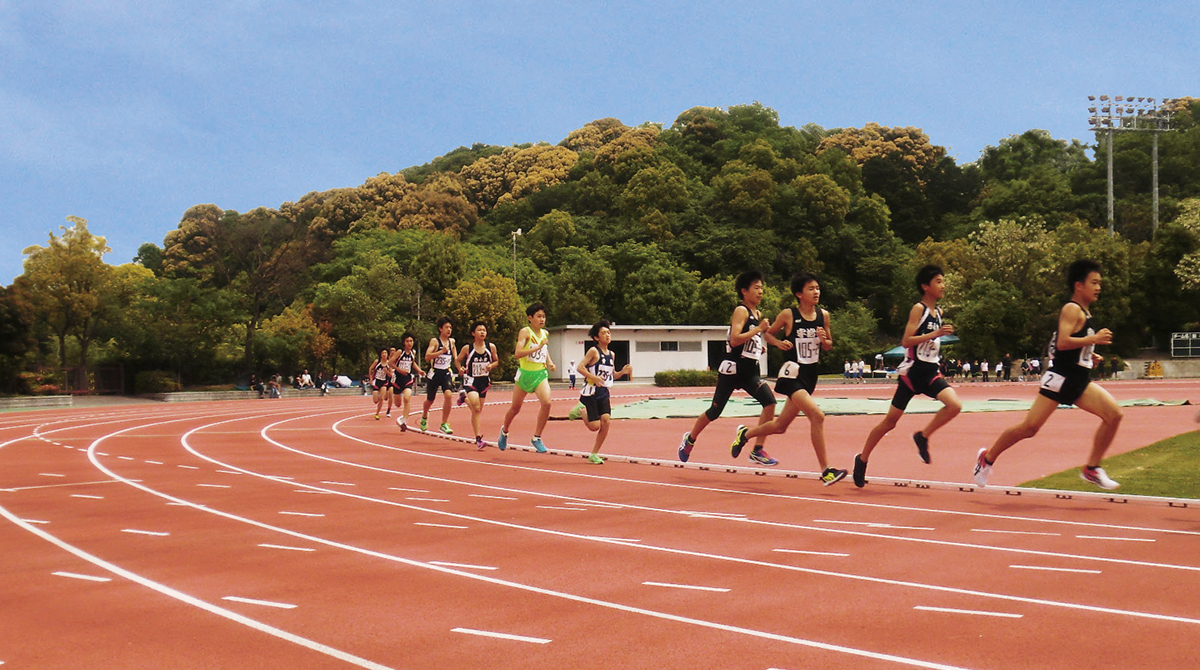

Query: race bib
[[528, 345, 548, 364], [1040, 371, 1066, 393], [778, 361, 800, 379], [717, 359, 738, 376], [463, 375, 474, 388]]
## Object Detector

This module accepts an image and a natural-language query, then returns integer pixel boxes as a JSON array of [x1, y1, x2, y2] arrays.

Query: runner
[[974, 260, 1123, 490], [498, 303, 556, 453], [678, 270, 779, 466], [576, 319, 632, 464], [853, 264, 962, 487], [456, 321, 499, 450], [421, 317, 457, 434], [368, 349, 391, 420], [390, 334, 423, 432]]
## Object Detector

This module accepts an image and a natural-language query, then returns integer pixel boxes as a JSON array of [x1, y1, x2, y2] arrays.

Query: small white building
[[548, 324, 765, 382]]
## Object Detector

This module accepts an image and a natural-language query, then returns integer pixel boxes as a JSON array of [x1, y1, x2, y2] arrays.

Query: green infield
[[1021, 430, 1200, 499]]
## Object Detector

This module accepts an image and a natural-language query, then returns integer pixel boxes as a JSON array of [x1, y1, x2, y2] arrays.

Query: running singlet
[[778, 307, 823, 380], [580, 349, 615, 397], [372, 361, 390, 382], [718, 306, 765, 376], [394, 350, 416, 375], [1046, 302, 1096, 373], [897, 305, 942, 376], [518, 328, 549, 372], [462, 345, 494, 386], [430, 338, 454, 372]]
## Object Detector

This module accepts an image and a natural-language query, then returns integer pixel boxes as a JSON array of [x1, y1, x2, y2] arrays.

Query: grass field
[[1022, 429, 1200, 498]]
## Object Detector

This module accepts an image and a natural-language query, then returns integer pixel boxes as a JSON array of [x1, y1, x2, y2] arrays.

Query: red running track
[[1, 379, 1198, 669]]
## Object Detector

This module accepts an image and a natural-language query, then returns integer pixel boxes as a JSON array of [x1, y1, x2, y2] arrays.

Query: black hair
[[526, 302, 547, 317], [915, 264, 943, 293], [588, 319, 612, 340], [436, 316, 453, 329], [735, 270, 765, 297], [401, 332, 415, 345], [470, 320, 487, 333], [1066, 259, 1102, 292], [791, 272, 820, 296]]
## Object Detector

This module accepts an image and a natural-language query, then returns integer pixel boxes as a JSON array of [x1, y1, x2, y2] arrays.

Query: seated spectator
[[298, 369, 315, 388]]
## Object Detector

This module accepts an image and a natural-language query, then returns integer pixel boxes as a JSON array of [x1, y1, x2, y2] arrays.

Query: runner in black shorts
[[420, 317, 457, 434], [678, 270, 780, 466], [456, 321, 499, 450], [390, 334, 422, 432], [974, 260, 1123, 490], [853, 265, 962, 487], [368, 349, 392, 420], [577, 319, 633, 464]]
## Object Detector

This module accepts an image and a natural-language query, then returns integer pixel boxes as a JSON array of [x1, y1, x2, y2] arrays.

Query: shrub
[[135, 370, 182, 394], [654, 369, 718, 387]]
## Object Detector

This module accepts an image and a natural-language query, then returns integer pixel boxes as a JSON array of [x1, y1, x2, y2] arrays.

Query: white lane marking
[[972, 528, 1060, 536], [429, 561, 498, 571], [146, 460, 164, 465], [685, 511, 745, 518], [38, 473, 66, 477], [469, 493, 516, 500], [451, 628, 550, 644], [389, 487, 430, 493], [279, 511, 325, 517], [53, 571, 113, 582], [774, 548, 850, 557], [198, 484, 232, 488], [588, 536, 641, 543], [320, 481, 356, 487], [643, 581, 730, 593], [118, 456, 135, 461], [70, 494, 104, 500], [914, 606, 1022, 619], [4, 480, 125, 492], [20, 519, 49, 524], [564, 502, 622, 509], [537, 505, 586, 511], [1077, 535, 1156, 542], [222, 596, 298, 610], [414, 522, 468, 529], [177, 465, 200, 470], [216, 470, 243, 475], [295, 489, 334, 495], [122, 529, 170, 537], [259, 544, 315, 552], [1010, 565, 1102, 574], [814, 519, 936, 531], [406, 497, 450, 503]]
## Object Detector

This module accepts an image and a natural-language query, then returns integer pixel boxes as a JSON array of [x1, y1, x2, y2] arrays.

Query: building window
[[660, 341, 679, 352], [679, 341, 702, 352]]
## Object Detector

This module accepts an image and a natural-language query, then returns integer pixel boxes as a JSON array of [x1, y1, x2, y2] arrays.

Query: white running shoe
[[1081, 466, 1119, 490], [973, 448, 992, 487]]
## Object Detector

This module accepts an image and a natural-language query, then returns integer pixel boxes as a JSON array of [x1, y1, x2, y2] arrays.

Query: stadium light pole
[[511, 227, 522, 289], [1087, 95, 1175, 237]]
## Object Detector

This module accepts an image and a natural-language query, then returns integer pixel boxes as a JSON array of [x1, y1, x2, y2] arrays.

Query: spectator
[[298, 369, 315, 388]]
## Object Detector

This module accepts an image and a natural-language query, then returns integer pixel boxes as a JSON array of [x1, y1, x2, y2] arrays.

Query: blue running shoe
[[749, 449, 777, 466], [531, 436, 547, 453], [497, 430, 508, 451], [678, 432, 693, 462]]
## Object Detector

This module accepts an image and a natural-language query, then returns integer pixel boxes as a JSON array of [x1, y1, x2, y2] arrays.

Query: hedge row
[[654, 369, 718, 387]]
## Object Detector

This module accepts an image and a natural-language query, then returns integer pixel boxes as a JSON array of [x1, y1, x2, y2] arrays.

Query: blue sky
[[3, 1, 1196, 284]]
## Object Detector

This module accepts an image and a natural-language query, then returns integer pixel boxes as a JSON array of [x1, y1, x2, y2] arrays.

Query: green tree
[[21, 217, 114, 370], [598, 242, 699, 324], [442, 270, 525, 379]]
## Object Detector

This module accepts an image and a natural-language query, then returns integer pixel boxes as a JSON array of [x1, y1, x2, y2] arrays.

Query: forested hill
[[7, 101, 1200, 392]]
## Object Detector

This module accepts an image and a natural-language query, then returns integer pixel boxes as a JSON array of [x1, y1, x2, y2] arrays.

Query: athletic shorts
[[581, 392, 611, 423], [705, 366, 776, 421], [775, 362, 818, 397], [891, 364, 949, 410], [515, 368, 549, 394], [463, 375, 491, 399], [392, 373, 415, 392], [371, 378, 389, 391], [1038, 368, 1090, 406], [426, 368, 454, 400]]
